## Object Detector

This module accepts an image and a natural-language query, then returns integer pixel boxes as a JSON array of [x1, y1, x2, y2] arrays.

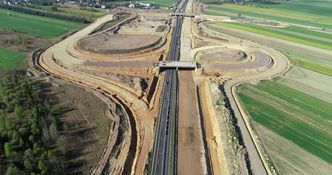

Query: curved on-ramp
[[37, 13, 155, 175], [190, 19, 290, 175]]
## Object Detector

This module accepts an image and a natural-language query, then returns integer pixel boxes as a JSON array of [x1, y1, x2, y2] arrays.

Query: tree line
[[0, 5, 92, 23], [0, 71, 66, 175]]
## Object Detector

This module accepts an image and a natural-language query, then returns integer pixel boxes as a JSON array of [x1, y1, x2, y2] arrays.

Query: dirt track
[[180, 1, 290, 173], [37, 12, 167, 175], [198, 21, 290, 175]]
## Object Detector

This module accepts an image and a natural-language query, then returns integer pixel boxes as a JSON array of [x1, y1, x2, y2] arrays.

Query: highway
[[150, 0, 188, 174]]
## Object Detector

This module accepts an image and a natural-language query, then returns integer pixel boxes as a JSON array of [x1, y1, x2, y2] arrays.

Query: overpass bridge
[[155, 61, 197, 70], [170, 13, 196, 18]]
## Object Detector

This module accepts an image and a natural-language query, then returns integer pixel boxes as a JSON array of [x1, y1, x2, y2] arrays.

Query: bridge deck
[[156, 61, 196, 69]]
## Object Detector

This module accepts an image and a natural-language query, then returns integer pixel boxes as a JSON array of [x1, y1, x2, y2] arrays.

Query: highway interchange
[[32, 0, 291, 174]]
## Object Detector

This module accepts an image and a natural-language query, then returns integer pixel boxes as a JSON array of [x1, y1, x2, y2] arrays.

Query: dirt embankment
[[36, 77, 117, 175], [29, 49, 135, 175], [196, 20, 290, 175], [34, 11, 171, 175]]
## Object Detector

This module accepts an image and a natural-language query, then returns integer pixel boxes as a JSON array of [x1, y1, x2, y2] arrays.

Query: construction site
[[27, 0, 291, 174]]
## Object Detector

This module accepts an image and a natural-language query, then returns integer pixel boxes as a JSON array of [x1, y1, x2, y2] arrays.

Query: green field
[[203, 1, 332, 29], [0, 47, 27, 68], [237, 81, 332, 163], [0, 8, 82, 39], [214, 22, 332, 51], [39, 6, 105, 18], [288, 55, 332, 76]]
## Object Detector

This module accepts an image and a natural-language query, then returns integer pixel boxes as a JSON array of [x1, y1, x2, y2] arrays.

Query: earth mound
[[196, 47, 247, 64], [77, 33, 162, 54]]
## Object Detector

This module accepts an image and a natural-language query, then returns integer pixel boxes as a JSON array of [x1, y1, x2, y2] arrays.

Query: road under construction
[[150, 0, 189, 174], [28, 0, 292, 174]]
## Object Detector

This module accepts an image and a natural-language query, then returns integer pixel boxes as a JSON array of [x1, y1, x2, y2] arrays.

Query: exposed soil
[[120, 16, 168, 34], [77, 33, 161, 54], [83, 60, 153, 68], [196, 47, 247, 63], [0, 29, 49, 52], [52, 82, 114, 175], [80, 70, 150, 91], [38, 12, 169, 175], [192, 37, 216, 49], [208, 81, 242, 175], [178, 71, 204, 175], [91, 13, 131, 34]]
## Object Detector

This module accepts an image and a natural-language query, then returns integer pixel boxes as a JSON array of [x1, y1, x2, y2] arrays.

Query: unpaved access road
[[185, 14, 290, 174], [221, 35, 290, 175], [207, 24, 332, 65], [38, 13, 155, 175], [203, 24, 290, 175]]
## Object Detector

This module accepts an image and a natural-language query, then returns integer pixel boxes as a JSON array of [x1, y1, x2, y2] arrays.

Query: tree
[[24, 159, 33, 171], [6, 165, 22, 175], [56, 136, 68, 154], [0, 115, 7, 131], [4, 142, 13, 157], [31, 121, 40, 135], [38, 160, 48, 172], [51, 6, 58, 11], [14, 105, 23, 118]]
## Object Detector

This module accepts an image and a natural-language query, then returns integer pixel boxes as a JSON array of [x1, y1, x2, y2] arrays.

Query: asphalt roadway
[[150, 0, 187, 175]]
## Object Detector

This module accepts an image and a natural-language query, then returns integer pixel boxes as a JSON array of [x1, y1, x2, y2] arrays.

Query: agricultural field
[[40, 6, 105, 18], [289, 55, 332, 76], [0, 8, 82, 39], [237, 81, 332, 173], [0, 47, 26, 69], [0, 7, 83, 69], [203, 0, 332, 29], [278, 67, 332, 104], [214, 22, 332, 51], [237, 81, 332, 162]]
